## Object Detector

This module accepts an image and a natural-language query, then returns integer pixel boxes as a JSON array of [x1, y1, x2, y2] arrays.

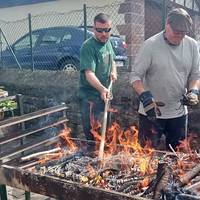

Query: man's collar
[[163, 31, 178, 46]]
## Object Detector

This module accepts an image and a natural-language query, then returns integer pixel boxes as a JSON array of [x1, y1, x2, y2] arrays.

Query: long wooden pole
[[98, 80, 113, 160]]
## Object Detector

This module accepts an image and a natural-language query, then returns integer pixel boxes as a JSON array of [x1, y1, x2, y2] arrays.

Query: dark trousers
[[138, 114, 188, 150], [79, 98, 104, 150]]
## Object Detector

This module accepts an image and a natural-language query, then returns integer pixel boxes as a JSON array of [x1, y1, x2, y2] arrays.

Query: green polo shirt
[[79, 37, 115, 100]]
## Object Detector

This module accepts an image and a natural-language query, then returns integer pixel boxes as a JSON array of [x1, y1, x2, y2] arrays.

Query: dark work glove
[[139, 91, 161, 123], [182, 89, 199, 106]]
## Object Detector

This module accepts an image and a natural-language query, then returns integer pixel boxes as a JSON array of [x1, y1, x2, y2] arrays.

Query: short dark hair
[[167, 8, 192, 32], [94, 13, 111, 24]]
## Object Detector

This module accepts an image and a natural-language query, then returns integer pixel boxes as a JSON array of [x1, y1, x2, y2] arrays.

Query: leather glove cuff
[[139, 91, 156, 115]]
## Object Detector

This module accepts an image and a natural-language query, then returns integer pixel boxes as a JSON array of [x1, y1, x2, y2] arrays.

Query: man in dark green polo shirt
[[79, 13, 117, 152]]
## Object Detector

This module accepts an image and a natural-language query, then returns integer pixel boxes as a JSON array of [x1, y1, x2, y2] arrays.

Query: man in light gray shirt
[[130, 8, 200, 150]]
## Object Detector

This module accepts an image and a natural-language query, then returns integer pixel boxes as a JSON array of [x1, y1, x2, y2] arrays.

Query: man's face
[[165, 23, 186, 45], [93, 21, 112, 43]]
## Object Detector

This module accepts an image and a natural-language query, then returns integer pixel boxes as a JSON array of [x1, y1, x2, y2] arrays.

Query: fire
[[175, 134, 199, 177], [59, 125, 78, 153], [39, 152, 63, 165], [140, 177, 150, 188], [90, 117, 155, 175], [37, 125, 78, 165], [31, 112, 200, 199]]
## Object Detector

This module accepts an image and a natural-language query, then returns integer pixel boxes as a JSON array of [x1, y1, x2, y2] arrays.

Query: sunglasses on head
[[95, 28, 111, 33]]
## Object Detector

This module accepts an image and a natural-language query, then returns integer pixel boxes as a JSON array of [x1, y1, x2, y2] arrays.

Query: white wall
[[0, 0, 116, 21]]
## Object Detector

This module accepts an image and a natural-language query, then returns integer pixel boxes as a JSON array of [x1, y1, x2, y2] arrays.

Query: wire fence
[[0, 0, 129, 71], [0, 0, 198, 72]]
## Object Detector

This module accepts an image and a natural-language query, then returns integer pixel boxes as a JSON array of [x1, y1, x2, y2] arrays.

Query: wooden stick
[[180, 163, 200, 186], [98, 80, 113, 160], [21, 147, 61, 161], [19, 161, 39, 169], [185, 181, 200, 194]]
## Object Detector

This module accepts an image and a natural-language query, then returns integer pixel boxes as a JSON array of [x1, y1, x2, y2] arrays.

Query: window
[[40, 29, 63, 46], [14, 33, 40, 51], [62, 32, 72, 41]]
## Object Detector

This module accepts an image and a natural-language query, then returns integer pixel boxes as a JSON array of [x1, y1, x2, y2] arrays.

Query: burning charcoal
[[164, 188, 200, 200], [99, 168, 119, 177], [80, 175, 89, 184], [116, 180, 139, 192], [115, 177, 138, 184], [128, 188, 143, 196], [64, 171, 74, 179], [39, 166, 48, 175], [89, 175, 102, 186]]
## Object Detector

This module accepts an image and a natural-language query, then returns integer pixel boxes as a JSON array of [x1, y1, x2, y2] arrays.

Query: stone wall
[[0, 69, 139, 137], [0, 69, 199, 138]]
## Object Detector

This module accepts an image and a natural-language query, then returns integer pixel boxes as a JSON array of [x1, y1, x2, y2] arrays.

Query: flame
[[39, 152, 63, 164], [140, 177, 150, 188], [59, 124, 78, 153], [90, 116, 155, 175], [176, 134, 196, 154]]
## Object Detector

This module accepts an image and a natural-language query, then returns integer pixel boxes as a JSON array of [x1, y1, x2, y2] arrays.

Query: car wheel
[[60, 60, 79, 72]]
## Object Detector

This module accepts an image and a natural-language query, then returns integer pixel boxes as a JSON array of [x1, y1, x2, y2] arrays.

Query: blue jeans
[[138, 114, 188, 150], [79, 98, 105, 150]]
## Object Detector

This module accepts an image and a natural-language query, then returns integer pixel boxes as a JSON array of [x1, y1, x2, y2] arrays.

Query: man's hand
[[182, 89, 199, 106], [100, 87, 111, 102], [139, 91, 161, 122]]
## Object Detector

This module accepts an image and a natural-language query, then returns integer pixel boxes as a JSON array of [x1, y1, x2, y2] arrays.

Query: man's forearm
[[85, 70, 106, 93], [189, 79, 200, 91]]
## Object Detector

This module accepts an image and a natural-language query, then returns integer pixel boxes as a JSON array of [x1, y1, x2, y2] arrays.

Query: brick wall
[[117, 0, 145, 71]]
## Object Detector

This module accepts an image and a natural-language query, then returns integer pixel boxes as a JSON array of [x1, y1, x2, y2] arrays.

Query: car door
[[4, 31, 41, 69], [33, 28, 65, 70]]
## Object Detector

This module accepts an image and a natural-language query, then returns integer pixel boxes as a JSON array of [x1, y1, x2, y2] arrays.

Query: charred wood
[[172, 193, 200, 200], [185, 181, 200, 194], [180, 163, 200, 186], [153, 163, 174, 200], [21, 147, 61, 161]]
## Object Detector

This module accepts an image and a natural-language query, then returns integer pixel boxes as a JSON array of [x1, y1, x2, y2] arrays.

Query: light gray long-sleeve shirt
[[130, 31, 200, 118]]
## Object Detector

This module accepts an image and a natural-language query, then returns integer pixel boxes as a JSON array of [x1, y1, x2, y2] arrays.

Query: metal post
[[28, 13, 34, 71], [83, 4, 87, 41], [16, 94, 31, 200], [0, 185, 8, 200], [0, 30, 2, 68], [25, 191, 31, 200], [0, 29, 22, 70], [192, 0, 194, 10], [16, 94, 25, 131], [162, 0, 167, 30]]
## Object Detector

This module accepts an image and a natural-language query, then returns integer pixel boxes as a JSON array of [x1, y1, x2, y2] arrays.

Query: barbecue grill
[[0, 104, 148, 200], [0, 103, 200, 200]]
